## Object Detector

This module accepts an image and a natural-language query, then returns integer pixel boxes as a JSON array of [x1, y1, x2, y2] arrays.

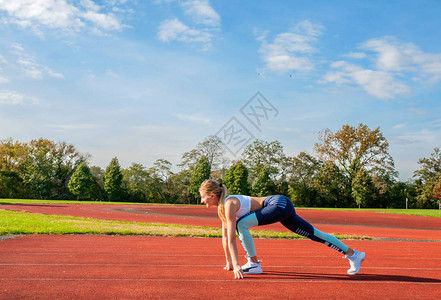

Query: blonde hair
[[199, 179, 228, 224]]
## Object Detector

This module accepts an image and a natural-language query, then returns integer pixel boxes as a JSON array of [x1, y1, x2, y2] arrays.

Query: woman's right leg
[[280, 214, 349, 254], [280, 213, 366, 275]]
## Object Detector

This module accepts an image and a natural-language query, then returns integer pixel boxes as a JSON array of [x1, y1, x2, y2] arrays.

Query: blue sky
[[1, 0, 441, 180]]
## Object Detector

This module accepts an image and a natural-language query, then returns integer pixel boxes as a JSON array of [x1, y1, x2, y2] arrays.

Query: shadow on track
[[254, 271, 441, 283]]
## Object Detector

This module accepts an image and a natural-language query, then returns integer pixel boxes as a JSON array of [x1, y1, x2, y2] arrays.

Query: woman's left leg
[[236, 213, 259, 258]]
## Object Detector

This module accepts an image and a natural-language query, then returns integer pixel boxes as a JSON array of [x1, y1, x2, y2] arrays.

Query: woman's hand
[[233, 266, 244, 279], [224, 261, 233, 271]]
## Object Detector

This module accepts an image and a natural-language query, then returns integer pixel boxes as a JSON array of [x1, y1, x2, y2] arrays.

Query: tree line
[[1, 123, 440, 208]]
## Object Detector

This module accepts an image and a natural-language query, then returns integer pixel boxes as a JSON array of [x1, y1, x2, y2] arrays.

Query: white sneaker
[[345, 250, 366, 275], [241, 257, 263, 274]]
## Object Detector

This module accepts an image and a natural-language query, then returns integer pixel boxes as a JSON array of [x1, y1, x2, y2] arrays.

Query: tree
[[386, 181, 414, 209], [414, 147, 441, 182], [19, 138, 87, 199], [89, 166, 106, 201], [286, 152, 320, 184], [197, 136, 226, 170], [21, 139, 55, 199], [0, 138, 26, 198], [0, 169, 24, 199], [150, 159, 172, 182], [179, 136, 226, 171], [414, 147, 441, 208], [0, 138, 87, 200], [313, 161, 347, 207], [0, 138, 27, 173], [251, 167, 276, 197], [314, 123, 396, 206], [352, 169, 375, 208], [241, 140, 286, 182], [223, 161, 250, 195], [167, 170, 192, 204], [285, 152, 321, 207], [68, 162, 95, 200], [51, 141, 89, 198], [122, 163, 150, 202], [432, 177, 441, 207], [146, 159, 173, 203], [103, 157, 123, 201], [189, 156, 211, 203]]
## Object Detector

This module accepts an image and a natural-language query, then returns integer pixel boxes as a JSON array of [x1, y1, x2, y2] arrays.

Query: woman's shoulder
[[225, 195, 238, 202], [226, 195, 249, 201], [226, 194, 249, 198], [224, 195, 240, 210]]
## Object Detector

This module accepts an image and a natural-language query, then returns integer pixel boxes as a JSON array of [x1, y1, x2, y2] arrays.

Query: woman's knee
[[236, 213, 259, 233]]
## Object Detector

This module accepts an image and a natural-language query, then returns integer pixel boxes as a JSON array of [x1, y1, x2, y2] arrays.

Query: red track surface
[[1, 202, 441, 299]]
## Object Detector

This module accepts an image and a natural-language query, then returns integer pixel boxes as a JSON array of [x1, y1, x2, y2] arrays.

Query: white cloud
[[11, 43, 64, 79], [431, 119, 441, 128], [0, 73, 8, 83], [0, 89, 39, 105], [181, 0, 220, 27], [362, 37, 441, 83], [257, 20, 324, 73], [156, 0, 220, 48], [393, 124, 406, 129], [0, 53, 7, 64], [361, 38, 420, 72], [344, 52, 367, 59], [0, 55, 8, 82], [105, 69, 119, 78], [408, 107, 428, 115], [175, 113, 210, 124], [0, 0, 124, 35], [323, 61, 410, 99], [392, 129, 438, 145], [264, 54, 314, 73], [158, 18, 213, 45], [294, 20, 325, 37], [46, 123, 101, 131], [323, 37, 441, 99]]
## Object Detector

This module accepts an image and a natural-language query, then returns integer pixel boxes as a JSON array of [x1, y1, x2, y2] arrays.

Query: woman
[[199, 179, 366, 279]]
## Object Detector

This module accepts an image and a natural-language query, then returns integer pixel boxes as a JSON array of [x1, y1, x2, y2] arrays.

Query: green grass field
[[0, 209, 368, 240]]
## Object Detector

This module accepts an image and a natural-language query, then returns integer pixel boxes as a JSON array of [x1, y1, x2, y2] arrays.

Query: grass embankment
[[0, 209, 368, 240]]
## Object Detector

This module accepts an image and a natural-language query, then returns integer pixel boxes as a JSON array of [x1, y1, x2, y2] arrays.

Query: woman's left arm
[[225, 199, 244, 279], [222, 223, 232, 270]]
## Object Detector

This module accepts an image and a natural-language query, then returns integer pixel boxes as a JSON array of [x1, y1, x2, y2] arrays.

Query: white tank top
[[225, 195, 251, 218]]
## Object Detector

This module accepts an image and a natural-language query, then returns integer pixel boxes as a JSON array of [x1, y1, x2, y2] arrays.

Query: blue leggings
[[236, 195, 349, 257]]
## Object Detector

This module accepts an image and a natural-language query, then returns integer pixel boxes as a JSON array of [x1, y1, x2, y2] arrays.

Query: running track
[[1, 203, 441, 299]]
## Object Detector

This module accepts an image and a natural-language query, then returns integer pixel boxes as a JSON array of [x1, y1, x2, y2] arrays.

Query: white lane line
[[1, 264, 441, 271], [13, 253, 441, 259], [16, 253, 223, 257], [0, 278, 440, 285]]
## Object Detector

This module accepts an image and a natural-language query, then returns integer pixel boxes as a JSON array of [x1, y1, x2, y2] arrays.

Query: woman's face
[[200, 192, 218, 207]]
